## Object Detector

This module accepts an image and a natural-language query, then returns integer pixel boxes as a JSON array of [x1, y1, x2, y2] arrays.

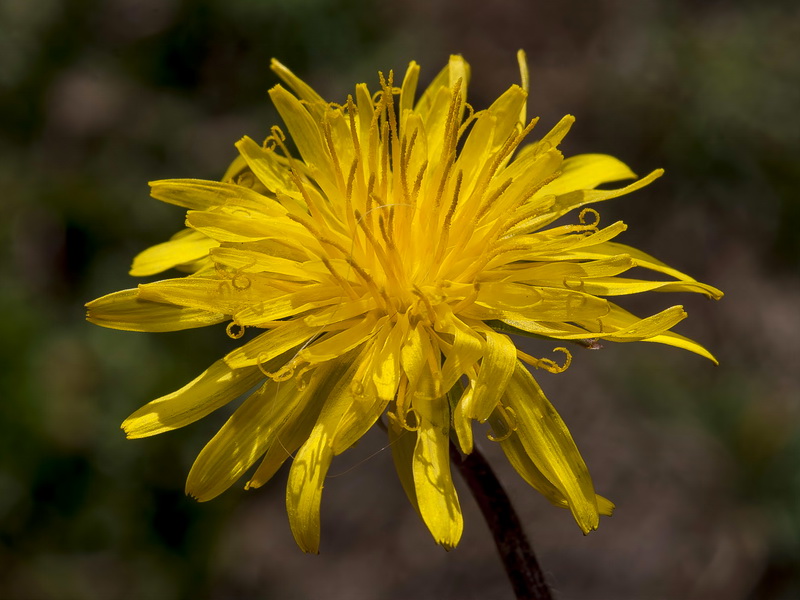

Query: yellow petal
[[578, 277, 724, 298], [303, 297, 378, 327], [269, 85, 334, 181], [495, 422, 571, 506], [497, 425, 614, 518], [412, 370, 463, 548], [330, 358, 391, 453], [415, 58, 453, 117], [137, 276, 282, 316], [186, 209, 309, 244], [597, 496, 615, 516], [564, 241, 725, 298], [539, 153, 637, 197], [186, 377, 302, 501], [471, 283, 610, 322], [222, 321, 317, 369], [467, 330, 517, 423], [538, 169, 664, 228], [210, 246, 323, 282], [489, 221, 629, 267], [86, 289, 226, 332], [514, 114, 574, 161], [486, 85, 527, 150], [413, 425, 463, 548], [122, 360, 263, 438], [130, 229, 218, 277], [220, 153, 248, 183], [449, 381, 475, 454], [439, 318, 484, 392], [399, 60, 420, 117], [297, 314, 382, 365], [286, 349, 367, 553], [286, 429, 334, 554], [645, 331, 719, 364], [591, 304, 687, 341], [372, 314, 409, 402], [232, 287, 342, 327], [399, 321, 431, 391], [503, 362, 599, 533], [247, 358, 351, 489], [270, 59, 326, 107], [487, 148, 563, 219], [388, 415, 420, 515], [497, 254, 634, 283], [148, 178, 276, 211], [234, 136, 299, 198], [246, 411, 315, 489]]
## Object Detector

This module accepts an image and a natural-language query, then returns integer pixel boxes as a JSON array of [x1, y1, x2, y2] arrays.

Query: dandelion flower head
[[87, 52, 722, 552]]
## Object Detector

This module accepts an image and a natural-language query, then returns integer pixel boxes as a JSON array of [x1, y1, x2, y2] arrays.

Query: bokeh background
[[2, 0, 799, 598]]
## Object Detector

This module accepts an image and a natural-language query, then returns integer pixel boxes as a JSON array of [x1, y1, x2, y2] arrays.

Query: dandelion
[[86, 52, 722, 553]]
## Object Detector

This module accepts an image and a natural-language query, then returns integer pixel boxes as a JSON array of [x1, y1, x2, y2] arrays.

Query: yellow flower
[[86, 52, 722, 553]]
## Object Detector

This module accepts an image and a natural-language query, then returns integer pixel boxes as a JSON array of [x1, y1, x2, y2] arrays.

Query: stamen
[[474, 178, 513, 222], [378, 70, 399, 149], [579, 207, 601, 229], [458, 119, 537, 227], [488, 404, 517, 442], [401, 406, 420, 432], [345, 95, 360, 154], [295, 364, 314, 391], [432, 170, 463, 269], [377, 214, 395, 249], [379, 119, 390, 199], [442, 78, 463, 157], [456, 102, 477, 139], [387, 204, 396, 240], [498, 173, 562, 238], [496, 192, 557, 237], [432, 160, 454, 212], [355, 208, 400, 286], [321, 118, 346, 192], [402, 129, 419, 169], [516, 347, 572, 374], [226, 322, 246, 339], [346, 256, 391, 311], [320, 255, 360, 300], [255, 352, 272, 377], [289, 170, 325, 226], [231, 273, 251, 291], [286, 213, 349, 257], [262, 125, 286, 151], [411, 160, 428, 203], [265, 125, 290, 156], [365, 173, 376, 222], [563, 275, 586, 292], [413, 287, 441, 329], [345, 158, 358, 204], [344, 157, 359, 234], [265, 359, 299, 382], [367, 88, 387, 181]]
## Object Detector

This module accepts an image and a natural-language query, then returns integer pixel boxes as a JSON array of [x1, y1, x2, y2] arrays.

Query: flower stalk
[[451, 442, 553, 600]]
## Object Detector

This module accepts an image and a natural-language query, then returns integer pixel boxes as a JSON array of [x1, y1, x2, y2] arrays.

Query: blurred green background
[[1, 0, 799, 598]]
